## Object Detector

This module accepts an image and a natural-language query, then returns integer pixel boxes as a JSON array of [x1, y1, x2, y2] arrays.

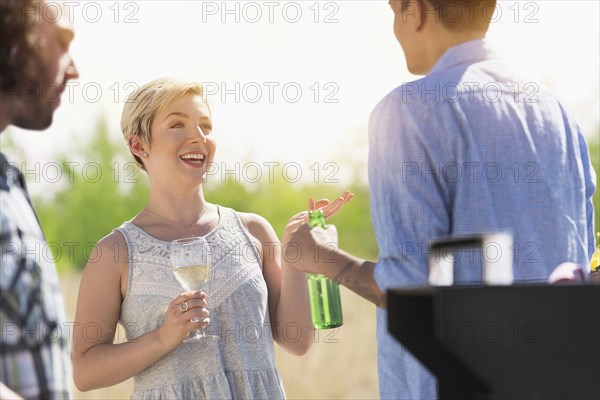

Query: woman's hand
[[281, 191, 353, 274], [309, 190, 354, 219], [282, 190, 354, 244], [155, 291, 209, 350]]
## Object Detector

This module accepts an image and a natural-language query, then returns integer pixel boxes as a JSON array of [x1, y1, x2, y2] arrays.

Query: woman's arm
[[71, 232, 208, 391], [240, 213, 313, 355], [282, 222, 385, 308]]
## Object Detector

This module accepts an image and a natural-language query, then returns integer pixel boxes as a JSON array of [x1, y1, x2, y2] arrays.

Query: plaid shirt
[[0, 153, 71, 399]]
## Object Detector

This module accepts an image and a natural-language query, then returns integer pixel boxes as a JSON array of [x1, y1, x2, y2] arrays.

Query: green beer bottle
[[306, 210, 343, 329]]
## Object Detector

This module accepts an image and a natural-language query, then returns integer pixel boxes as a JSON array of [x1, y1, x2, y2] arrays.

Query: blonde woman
[[72, 78, 351, 399]]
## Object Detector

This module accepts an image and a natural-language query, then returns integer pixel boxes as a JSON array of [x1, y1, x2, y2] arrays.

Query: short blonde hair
[[121, 77, 209, 170]]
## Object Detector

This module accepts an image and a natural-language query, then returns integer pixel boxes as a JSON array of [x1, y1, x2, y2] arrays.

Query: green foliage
[[31, 120, 377, 272], [206, 181, 377, 260], [33, 120, 150, 272], [588, 134, 600, 234], [28, 121, 600, 272]]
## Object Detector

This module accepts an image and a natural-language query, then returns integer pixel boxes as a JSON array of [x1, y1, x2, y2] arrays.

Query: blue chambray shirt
[[369, 39, 596, 400]]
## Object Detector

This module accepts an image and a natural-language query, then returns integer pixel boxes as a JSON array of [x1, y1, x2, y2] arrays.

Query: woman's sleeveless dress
[[115, 206, 286, 399]]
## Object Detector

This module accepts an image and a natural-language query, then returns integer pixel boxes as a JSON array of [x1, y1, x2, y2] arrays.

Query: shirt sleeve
[[368, 90, 452, 291]]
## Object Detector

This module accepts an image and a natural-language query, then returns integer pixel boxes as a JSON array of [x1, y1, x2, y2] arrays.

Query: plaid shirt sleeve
[[1, 153, 72, 400]]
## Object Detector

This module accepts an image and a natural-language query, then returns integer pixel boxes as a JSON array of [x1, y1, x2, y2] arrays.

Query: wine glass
[[169, 237, 217, 341]]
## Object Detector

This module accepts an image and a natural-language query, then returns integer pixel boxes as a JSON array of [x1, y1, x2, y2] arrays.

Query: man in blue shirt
[[283, 0, 596, 399]]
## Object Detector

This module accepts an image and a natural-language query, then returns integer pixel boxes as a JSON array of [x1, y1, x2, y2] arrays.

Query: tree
[[33, 119, 150, 271], [30, 120, 600, 272], [32, 119, 379, 271]]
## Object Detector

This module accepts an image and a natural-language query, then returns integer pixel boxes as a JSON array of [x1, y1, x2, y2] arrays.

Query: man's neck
[[0, 103, 10, 133], [423, 31, 486, 74]]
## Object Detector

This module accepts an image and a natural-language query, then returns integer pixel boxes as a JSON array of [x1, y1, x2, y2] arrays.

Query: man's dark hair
[[401, 0, 497, 32], [0, 0, 41, 93]]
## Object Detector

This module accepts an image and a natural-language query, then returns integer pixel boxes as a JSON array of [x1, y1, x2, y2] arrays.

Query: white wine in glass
[[169, 237, 217, 341], [173, 265, 210, 290]]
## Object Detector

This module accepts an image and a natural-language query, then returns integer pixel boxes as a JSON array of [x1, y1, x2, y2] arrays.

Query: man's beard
[[9, 73, 60, 131], [10, 86, 56, 130], [11, 97, 54, 130]]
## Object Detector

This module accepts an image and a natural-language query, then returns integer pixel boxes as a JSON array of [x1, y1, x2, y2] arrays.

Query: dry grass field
[[60, 272, 379, 399]]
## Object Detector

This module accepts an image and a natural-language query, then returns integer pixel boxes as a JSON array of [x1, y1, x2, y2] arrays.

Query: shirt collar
[[0, 152, 10, 190], [429, 38, 496, 75], [0, 152, 23, 192]]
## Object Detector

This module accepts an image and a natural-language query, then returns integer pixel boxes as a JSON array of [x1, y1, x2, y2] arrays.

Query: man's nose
[[65, 58, 80, 80]]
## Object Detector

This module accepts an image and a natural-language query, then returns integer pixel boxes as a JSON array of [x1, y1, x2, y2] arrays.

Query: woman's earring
[[143, 152, 149, 158]]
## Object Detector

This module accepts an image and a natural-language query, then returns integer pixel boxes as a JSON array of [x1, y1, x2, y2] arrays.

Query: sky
[[2, 0, 599, 189]]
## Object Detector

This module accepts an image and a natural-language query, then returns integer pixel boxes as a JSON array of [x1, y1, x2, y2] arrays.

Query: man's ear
[[401, 0, 426, 32], [413, 0, 426, 32]]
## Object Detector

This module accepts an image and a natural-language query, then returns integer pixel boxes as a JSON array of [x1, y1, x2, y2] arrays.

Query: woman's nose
[[190, 125, 207, 143]]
